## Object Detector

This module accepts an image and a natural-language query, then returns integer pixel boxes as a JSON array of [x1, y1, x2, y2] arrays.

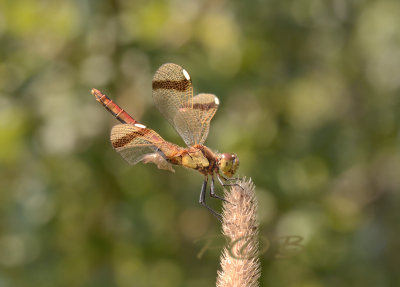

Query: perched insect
[[92, 63, 239, 219]]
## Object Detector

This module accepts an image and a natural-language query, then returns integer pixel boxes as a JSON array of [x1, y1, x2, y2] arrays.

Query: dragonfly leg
[[217, 174, 244, 191], [209, 176, 228, 202], [199, 177, 222, 221], [219, 174, 242, 182]]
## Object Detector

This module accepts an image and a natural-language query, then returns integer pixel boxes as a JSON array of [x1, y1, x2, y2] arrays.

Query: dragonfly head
[[218, 153, 239, 178]]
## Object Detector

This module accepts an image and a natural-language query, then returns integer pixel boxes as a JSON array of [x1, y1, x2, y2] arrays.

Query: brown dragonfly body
[[92, 63, 239, 219]]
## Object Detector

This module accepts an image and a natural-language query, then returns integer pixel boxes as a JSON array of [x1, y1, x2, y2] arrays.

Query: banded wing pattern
[[110, 124, 178, 169], [92, 63, 241, 220], [92, 88, 177, 170], [152, 63, 219, 146]]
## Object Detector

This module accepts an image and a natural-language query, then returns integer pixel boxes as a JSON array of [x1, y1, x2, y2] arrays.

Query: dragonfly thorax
[[181, 148, 209, 170], [217, 153, 239, 178]]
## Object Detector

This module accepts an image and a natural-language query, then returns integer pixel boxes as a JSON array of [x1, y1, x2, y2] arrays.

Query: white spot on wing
[[134, 123, 146, 129], [182, 69, 190, 80], [214, 97, 220, 105]]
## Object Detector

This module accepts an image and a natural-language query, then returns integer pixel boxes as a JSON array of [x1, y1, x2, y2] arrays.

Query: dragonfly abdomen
[[92, 89, 137, 124]]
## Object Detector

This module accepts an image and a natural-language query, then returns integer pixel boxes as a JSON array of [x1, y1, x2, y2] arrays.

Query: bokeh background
[[1, 0, 400, 286]]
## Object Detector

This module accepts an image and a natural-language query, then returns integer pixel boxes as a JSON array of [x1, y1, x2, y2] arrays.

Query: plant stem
[[216, 178, 261, 287]]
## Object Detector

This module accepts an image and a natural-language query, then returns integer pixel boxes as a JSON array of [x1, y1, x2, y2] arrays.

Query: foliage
[[1, 0, 400, 286]]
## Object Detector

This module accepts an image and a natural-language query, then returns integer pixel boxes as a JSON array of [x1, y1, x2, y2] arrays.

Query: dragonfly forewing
[[177, 93, 219, 146], [152, 63, 219, 146], [110, 124, 179, 166]]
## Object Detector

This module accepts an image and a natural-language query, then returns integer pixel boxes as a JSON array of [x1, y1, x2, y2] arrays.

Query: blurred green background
[[1, 0, 400, 286]]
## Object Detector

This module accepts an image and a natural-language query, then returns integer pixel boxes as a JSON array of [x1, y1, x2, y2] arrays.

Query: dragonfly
[[92, 63, 239, 219]]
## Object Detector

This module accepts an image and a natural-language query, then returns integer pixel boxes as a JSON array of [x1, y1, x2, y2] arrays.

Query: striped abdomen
[[91, 88, 136, 124]]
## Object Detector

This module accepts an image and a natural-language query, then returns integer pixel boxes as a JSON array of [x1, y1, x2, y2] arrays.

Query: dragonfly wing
[[142, 153, 175, 173], [110, 124, 168, 166], [174, 93, 219, 145], [152, 63, 219, 146]]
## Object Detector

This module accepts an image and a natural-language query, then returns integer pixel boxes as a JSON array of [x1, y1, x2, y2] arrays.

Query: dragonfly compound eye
[[219, 153, 239, 177]]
